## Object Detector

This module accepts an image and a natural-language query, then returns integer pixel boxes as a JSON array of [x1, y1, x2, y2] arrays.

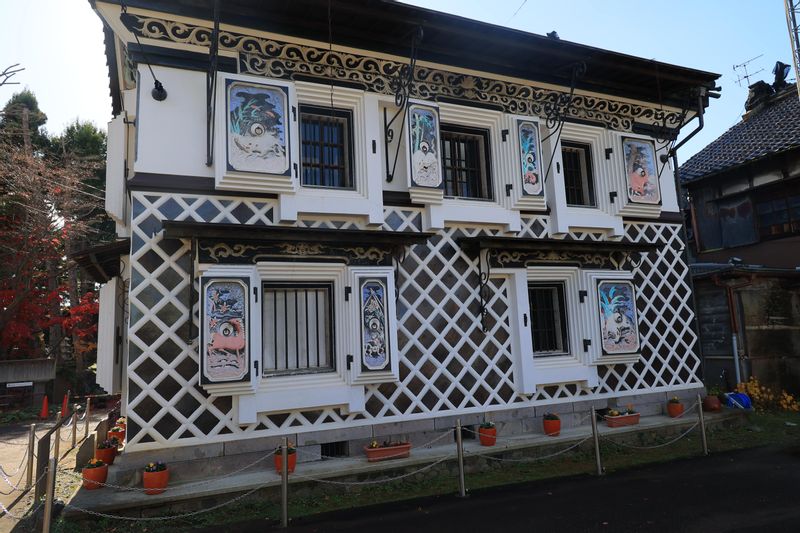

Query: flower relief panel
[[622, 137, 661, 206], [507, 118, 547, 211], [406, 103, 444, 205], [349, 269, 399, 384], [199, 276, 254, 395], [597, 280, 640, 356], [214, 73, 299, 195]]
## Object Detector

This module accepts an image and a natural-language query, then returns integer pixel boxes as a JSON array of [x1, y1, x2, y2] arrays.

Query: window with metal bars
[[528, 283, 569, 356], [299, 105, 354, 189], [441, 125, 493, 200], [262, 282, 335, 375], [561, 141, 596, 207]]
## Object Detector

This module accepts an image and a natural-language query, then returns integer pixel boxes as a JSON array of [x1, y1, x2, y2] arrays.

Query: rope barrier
[[468, 435, 593, 463], [293, 454, 453, 486], [0, 448, 28, 477], [600, 422, 699, 450], [296, 428, 454, 462], [0, 439, 29, 447]]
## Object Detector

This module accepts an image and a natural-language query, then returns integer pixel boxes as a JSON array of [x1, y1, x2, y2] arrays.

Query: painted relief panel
[[623, 137, 661, 205], [202, 279, 249, 382], [408, 104, 442, 188], [597, 280, 640, 355], [361, 278, 389, 370], [518, 120, 543, 196], [226, 80, 289, 175]]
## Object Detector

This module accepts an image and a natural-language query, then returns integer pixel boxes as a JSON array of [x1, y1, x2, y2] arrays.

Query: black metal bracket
[[605, 147, 613, 160], [609, 191, 618, 204], [344, 286, 352, 301], [505, 184, 513, 197], [477, 248, 493, 332], [252, 286, 258, 303], [383, 26, 423, 183], [501, 129, 509, 142], [583, 339, 592, 352], [205, 0, 220, 167], [346, 354, 354, 370], [541, 62, 587, 185], [579, 290, 587, 303]]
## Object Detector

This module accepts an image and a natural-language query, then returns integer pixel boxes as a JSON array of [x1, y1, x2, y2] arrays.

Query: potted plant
[[115, 417, 127, 431], [82, 458, 108, 490], [274, 443, 297, 474], [543, 413, 561, 436], [477, 421, 497, 446], [667, 396, 685, 418], [95, 438, 118, 465], [143, 461, 169, 495], [605, 406, 640, 428], [363, 440, 412, 462], [107, 425, 125, 445], [703, 386, 723, 412]]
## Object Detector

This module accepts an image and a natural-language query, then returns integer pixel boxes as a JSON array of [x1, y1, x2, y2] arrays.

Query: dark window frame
[[754, 187, 800, 240], [299, 105, 355, 190], [528, 282, 570, 357], [440, 124, 494, 201], [561, 141, 597, 207], [262, 281, 337, 376]]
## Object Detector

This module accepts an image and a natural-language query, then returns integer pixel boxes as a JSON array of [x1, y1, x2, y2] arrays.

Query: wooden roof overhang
[[458, 237, 657, 257], [71, 238, 131, 284]]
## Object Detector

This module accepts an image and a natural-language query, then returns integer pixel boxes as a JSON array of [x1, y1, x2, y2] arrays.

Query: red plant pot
[[95, 446, 116, 465], [605, 413, 640, 428], [82, 464, 108, 490], [543, 419, 561, 437], [703, 396, 722, 412], [363, 443, 412, 462], [274, 453, 297, 474], [107, 430, 125, 446], [143, 468, 169, 495], [667, 403, 685, 418], [478, 427, 497, 446]]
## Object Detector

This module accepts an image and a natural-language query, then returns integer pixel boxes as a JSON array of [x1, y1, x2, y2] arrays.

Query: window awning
[[457, 236, 656, 256], [71, 239, 131, 284]]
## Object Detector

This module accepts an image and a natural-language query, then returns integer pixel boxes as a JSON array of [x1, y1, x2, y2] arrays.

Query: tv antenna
[[733, 54, 764, 87], [784, 0, 800, 100]]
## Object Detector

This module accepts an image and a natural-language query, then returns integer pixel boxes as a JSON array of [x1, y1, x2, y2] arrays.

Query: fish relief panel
[[622, 137, 661, 205], [597, 280, 640, 355], [518, 120, 543, 196], [226, 80, 290, 175], [201, 278, 250, 383], [361, 278, 389, 371], [408, 104, 443, 188]]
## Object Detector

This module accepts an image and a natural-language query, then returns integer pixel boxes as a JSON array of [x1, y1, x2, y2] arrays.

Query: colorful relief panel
[[361, 278, 389, 370], [408, 104, 442, 188], [623, 137, 661, 205], [202, 279, 249, 382], [226, 81, 289, 175], [518, 120, 543, 196], [597, 280, 640, 355]]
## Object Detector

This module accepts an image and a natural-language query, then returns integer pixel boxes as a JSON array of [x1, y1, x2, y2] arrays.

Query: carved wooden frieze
[[122, 14, 685, 133], [198, 240, 393, 266]]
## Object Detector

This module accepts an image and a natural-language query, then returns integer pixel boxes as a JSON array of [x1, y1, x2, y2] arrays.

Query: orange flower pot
[[702, 396, 722, 412], [478, 426, 497, 446], [82, 464, 108, 490], [143, 468, 169, 495], [95, 446, 116, 465], [274, 452, 297, 474], [667, 403, 685, 418], [605, 413, 640, 428], [107, 430, 125, 446], [543, 419, 561, 437], [363, 443, 412, 462]]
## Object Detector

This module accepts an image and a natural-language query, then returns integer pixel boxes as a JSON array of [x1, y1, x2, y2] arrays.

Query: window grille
[[263, 282, 335, 374], [561, 141, 596, 207], [441, 126, 492, 200], [300, 106, 353, 189], [528, 283, 569, 356]]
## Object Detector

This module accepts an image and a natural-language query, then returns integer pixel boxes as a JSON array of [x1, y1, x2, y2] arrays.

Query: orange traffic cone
[[39, 395, 49, 420], [61, 393, 69, 418]]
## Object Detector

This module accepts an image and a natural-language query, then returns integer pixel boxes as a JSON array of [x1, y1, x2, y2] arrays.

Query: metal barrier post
[[42, 457, 56, 533], [53, 411, 61, 461], [591, 407, 603, 476], [84, 397, 91, 440], [697, 394, 709, 455], [26, 423, 36, 489], [281, 437, 288, 528], [455, 419, 466, 498], [71, 406, 78, 448]]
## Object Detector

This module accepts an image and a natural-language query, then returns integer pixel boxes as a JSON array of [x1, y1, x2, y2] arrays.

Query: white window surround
[[500, 267, 599, 395], [581, 269, 642, 365], [546, 122, 624, 237], [609, 131, 677, 217]]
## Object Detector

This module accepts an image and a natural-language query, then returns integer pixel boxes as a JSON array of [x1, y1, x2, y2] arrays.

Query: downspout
[[711, 274, 756, 385]]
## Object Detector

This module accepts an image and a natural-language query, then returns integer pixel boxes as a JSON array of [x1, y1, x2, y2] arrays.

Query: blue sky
[[0, 0, 794, 161]]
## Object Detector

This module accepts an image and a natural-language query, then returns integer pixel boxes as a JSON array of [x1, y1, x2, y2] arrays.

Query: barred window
[[528, 283, 569, 356], [561, 141, 596, 207], [300, 106, 354, 189], [441, 125, 493, 200]]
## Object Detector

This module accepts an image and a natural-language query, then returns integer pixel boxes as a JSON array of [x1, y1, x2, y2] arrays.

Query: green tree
[[0, 89, 50, 150]]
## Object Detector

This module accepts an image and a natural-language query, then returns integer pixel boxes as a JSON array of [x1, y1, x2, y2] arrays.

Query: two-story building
[[680, 67, 800, 393], [88, 0, 719, 459]]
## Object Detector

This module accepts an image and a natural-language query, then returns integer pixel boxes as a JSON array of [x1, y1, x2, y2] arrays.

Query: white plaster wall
[[134, 65, 213, 179]]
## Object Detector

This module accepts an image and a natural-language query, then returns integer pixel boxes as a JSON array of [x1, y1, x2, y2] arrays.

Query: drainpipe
[[711, 273, 756, 385]]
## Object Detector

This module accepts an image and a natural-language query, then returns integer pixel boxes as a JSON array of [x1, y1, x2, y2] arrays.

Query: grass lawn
[[47, 410, 800, 533]]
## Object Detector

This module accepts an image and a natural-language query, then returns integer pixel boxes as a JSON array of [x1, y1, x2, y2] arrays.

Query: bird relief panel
[[597, 280, 640, 355], [226, 80, 290, 175], [360, 278, 390, 371], [518, 120, 543, 196], [201, 278, 250, 384], [622, 137, 661, 205], [407, 104, 443, 189]]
